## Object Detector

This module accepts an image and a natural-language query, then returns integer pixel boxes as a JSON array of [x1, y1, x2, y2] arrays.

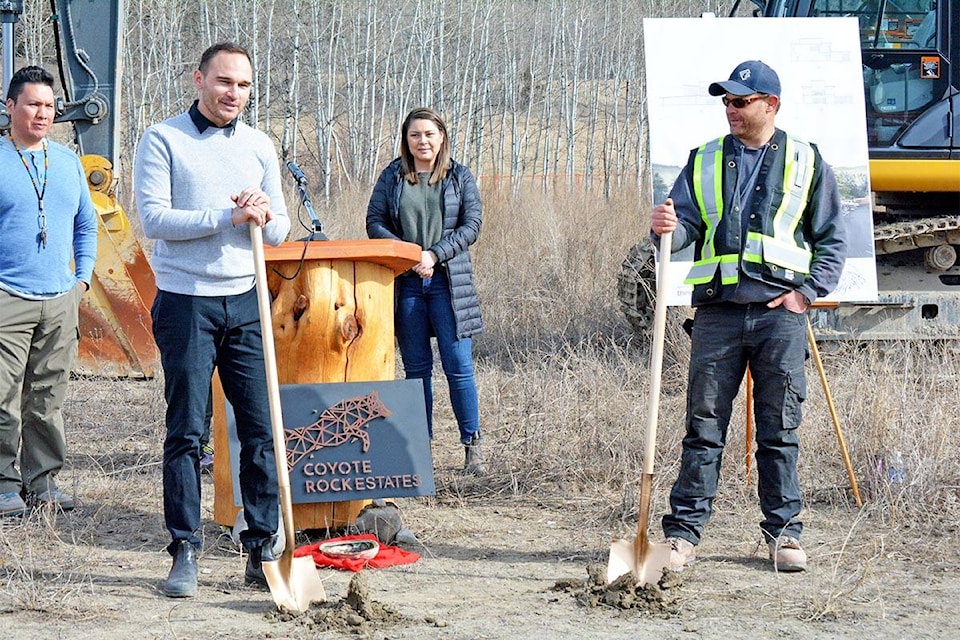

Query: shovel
[[607, 231, 674, 585], [250, 222, 326, 612]]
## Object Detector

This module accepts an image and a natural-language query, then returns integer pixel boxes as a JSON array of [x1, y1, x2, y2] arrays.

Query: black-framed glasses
[[722, 94, 765, 108]]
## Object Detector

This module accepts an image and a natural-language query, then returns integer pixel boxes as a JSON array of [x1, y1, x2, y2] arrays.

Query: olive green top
[[398, 172, 443, 250]]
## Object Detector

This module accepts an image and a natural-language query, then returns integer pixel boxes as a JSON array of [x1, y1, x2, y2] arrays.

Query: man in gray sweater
[[134, 42, 290, 598]]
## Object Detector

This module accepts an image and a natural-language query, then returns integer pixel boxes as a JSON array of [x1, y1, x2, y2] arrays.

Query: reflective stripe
[[719, 256, 739, 284], [685, 254, 739, 285], [691, 137, 724, 262], [686, 258, 720, 284], [743, 231, 763, 264], [687, 134, 817, 286], [764, 136, 815, 273], [687, 137, 725, 284]]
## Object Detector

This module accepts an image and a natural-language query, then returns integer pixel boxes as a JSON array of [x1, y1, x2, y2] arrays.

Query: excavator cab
[[750, 0, 960, 338], [811, 1, 951, 154], [753, 1, 958, 190]]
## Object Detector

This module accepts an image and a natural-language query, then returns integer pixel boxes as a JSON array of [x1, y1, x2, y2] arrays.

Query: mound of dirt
[[553, 563, 682, 617], [268, 571, 413, 634]]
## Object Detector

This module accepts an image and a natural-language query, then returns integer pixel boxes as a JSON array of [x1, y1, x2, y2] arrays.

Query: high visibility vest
[[685, 134, 816, 289]]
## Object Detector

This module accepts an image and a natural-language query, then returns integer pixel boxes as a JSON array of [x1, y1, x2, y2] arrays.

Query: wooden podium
[[212, 239, 420, 531]]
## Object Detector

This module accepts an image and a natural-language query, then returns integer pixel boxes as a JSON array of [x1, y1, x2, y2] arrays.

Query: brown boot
[[666, 537, 697, 571], [768, 535, 807, 572], [463, 434, 486, 476]]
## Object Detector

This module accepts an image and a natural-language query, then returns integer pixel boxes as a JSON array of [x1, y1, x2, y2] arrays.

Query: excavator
[[1, 0, 158, 377], [620, 0, 960, 340]]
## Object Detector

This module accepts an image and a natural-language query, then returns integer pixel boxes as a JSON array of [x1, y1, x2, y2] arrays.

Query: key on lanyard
[[38, 205, 47, 249]]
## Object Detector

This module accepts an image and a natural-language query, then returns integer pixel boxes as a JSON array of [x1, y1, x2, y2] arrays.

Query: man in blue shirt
[[0, 66, 97, 517]]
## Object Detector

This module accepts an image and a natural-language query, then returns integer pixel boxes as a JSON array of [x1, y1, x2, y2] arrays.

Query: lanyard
[[10, 136, 49, 249]]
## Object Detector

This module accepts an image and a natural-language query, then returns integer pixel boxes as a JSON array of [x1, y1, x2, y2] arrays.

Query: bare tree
[[15, 0, 677, 205]]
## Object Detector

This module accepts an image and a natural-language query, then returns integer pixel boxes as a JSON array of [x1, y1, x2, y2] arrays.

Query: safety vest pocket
[[747, 232, 811, 286]]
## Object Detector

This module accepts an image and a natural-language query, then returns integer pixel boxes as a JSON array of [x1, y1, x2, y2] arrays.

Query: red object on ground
[[295, 533, 420, 572]]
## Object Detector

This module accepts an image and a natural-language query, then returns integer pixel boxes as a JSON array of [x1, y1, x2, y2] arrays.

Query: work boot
[[245, 540, 277, 588], [463, 434, 486, 476], [163, 540, 198, 598], [665, 537, 697, 571], [768, 535, 807, 572]]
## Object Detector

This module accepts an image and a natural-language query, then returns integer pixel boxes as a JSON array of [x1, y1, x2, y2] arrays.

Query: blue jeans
[[151, 287, 278, 554], [661, 303, 807, 545], [395, 270, 480, 444]]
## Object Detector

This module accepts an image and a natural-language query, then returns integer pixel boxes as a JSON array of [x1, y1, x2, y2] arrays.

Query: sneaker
[[0, 491, 27, 518], [27, 488, 75, 512], [666, 536, 697, 571], [199, 443, 214, 474], [463, 434, 486, 476], [768, 535, 807, 572]]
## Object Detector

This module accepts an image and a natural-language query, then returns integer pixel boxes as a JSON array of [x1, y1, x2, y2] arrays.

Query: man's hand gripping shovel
[[607, 231, 674, 585], [250, 222, 326, 612]]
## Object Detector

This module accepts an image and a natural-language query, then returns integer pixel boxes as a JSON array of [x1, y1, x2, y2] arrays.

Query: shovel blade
[[262, 555, 326, 613], [606, 538, 674, 586]]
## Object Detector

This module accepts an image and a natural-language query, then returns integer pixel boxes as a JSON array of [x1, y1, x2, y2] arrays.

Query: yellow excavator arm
[[79, 154, 159, 378]]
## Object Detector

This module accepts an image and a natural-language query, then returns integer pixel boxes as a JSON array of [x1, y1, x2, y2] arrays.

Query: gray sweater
[[134, 111, 290, 296]]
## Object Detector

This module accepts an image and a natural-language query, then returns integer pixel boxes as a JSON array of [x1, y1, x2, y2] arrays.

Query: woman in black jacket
[[366, 107, 485, 475]]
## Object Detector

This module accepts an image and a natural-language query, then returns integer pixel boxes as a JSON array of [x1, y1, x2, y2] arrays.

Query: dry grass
[[461, 184, 958, 532], [2, 185, 958, 630], [297, 182, 960, 533]]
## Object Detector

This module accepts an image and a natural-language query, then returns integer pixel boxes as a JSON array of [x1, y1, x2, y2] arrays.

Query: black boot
[[245, 540, 276, 587], [163, 540, 198, 598]]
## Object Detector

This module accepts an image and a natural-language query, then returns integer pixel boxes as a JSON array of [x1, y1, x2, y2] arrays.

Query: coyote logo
[[284, 392, 392, 469]]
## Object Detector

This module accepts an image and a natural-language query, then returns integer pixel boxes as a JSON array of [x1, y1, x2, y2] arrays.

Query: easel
[[744, 305, 862, 507]]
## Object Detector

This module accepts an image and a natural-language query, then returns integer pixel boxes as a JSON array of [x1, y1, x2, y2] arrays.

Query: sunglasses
[[721, 94, 766, 108]]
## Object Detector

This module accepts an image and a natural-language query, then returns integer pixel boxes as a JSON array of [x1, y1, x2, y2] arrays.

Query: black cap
[[708, 60, 781, 97]]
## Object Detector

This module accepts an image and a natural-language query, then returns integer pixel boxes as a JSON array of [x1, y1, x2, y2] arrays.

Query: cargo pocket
[[781, 369, 806, 429]]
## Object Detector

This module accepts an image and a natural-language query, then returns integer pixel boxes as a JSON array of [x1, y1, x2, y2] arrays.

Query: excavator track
[[617, 215, 960, 336], [874, 216, 960, 254], [617, 237, 658, 334]]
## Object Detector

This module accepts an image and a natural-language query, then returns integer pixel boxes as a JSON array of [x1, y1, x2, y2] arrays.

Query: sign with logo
[[224, 380, 434, 504], [920, 56, 940, 79]]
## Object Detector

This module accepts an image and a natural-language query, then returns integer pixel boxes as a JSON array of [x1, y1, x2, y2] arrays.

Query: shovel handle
[[250, 222, 298, 561], [643, 231, 672, 476]]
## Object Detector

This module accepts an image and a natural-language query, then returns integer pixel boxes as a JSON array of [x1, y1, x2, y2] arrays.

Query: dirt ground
[[0, 378, 956, 640]]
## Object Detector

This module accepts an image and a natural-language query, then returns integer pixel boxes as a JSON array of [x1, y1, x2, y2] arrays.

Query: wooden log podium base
[[212, 239, 420, 531]]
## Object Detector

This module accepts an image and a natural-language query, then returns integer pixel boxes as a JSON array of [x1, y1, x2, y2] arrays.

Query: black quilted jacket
[[366, 158, 483, 339]]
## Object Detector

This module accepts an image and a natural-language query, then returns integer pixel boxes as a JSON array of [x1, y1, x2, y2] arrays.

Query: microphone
[[286, 161, 308, 185], [285, 160, 328, 241]]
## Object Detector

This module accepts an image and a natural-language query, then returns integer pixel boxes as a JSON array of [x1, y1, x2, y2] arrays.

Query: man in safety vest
[[650, 60, 847, 573]]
